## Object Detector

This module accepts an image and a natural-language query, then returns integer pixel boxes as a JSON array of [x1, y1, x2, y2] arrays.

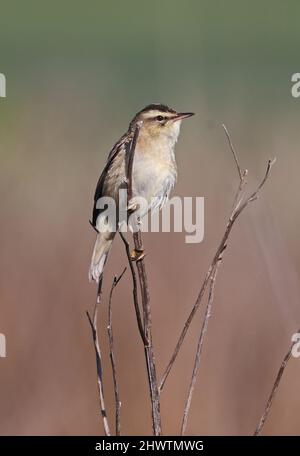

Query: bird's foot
[[127, 202, 139, 214], [130, 248, 145, 262]]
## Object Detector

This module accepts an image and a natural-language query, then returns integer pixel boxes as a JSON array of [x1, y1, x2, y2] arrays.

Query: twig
[[119, 231, 148, 346], [107, 268, 127, 436], [134, 231, 161, 435], [254, 329, 300, 436], [222, 123, 249, 214], [123, 122, 162, 436], [169, 126, 275, 434], [159, 126, 276, 393], [222, 123, 243, 181], [181, 256, 222, 435], [86, 278, 111, 436]]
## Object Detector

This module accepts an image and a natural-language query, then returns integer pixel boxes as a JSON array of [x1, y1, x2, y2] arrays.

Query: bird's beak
[[173, 112, 195, 121]]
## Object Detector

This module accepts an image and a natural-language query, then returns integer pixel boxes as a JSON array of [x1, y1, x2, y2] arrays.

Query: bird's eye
[[156, 115, 164, 121]]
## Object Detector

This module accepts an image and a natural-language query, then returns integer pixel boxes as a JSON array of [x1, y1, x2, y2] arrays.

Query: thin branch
[[119, 231, 148, 346], [134, 231, 161, 435], [181, 256, 222, 435], [222, 123, 243, 181], [254, 330, 299, 436], [222, 124, 249, 215], [107, 268, 127, 436], [123, 122, 162, 436], [179, 129, 275, 433], [86, 278, 111, 436], [159, 127, 276, 393]]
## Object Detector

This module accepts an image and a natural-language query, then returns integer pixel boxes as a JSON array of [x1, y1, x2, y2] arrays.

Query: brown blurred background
[[0, 0, 300, 435]]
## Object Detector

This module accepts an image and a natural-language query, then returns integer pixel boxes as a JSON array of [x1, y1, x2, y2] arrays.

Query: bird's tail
[[89, 232, 115, 282]]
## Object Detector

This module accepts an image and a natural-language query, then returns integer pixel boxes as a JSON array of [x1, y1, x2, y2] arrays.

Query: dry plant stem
[[87, 278, 111, 436], [107, 268, 127, 436], [177, 128, 275, 433], [254, 330, 300, 436], [181, 259, 221, 435], [124, 123, 162, 436], [119, 231, 148, 346], [120, 231, 161, 435], [159, 125, 276, 393], [134, 230, 161, 436], [222, 123, 243, 181]]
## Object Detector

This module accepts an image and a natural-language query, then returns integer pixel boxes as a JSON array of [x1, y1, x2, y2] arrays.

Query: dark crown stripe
[[139, 103, 176, 114]]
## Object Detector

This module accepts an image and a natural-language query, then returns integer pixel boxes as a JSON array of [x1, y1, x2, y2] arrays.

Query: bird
[[89, 103, 194, 282]]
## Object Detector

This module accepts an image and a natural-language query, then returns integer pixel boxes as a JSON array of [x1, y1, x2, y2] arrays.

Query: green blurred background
[[1, 0, 300, 436]]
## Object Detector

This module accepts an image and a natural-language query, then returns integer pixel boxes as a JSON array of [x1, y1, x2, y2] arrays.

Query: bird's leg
[[130, 216, 145, 261]]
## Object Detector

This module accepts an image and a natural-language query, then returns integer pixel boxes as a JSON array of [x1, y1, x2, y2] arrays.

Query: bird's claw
[[127, 202, 139, 214], [130, 248, 145, 262]]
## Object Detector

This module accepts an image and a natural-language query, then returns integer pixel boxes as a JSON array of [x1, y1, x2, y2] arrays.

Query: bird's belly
[[132, 155, 176, 209]]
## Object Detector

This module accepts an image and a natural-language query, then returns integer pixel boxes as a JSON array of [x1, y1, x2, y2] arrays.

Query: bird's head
[[131, 103, 194, 144]]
